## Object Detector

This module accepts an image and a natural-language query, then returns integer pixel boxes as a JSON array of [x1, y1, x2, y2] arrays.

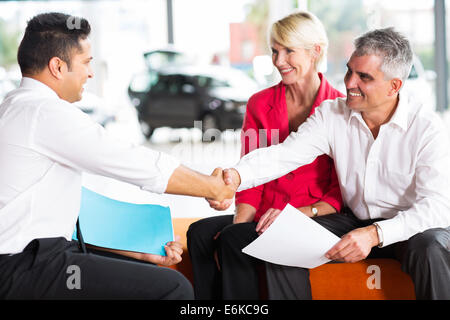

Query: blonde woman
[[188, 11, 343, 300]]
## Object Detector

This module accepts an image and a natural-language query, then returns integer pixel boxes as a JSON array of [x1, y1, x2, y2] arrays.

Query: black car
[[128, 65, 258, 140]]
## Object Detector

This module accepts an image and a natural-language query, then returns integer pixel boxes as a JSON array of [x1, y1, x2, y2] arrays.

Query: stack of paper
[[242, 204, 340, 268]]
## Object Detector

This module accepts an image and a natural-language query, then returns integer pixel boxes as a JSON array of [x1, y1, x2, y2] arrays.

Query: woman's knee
[[217, 222, 257, 249], [187, 215, 232, 243]]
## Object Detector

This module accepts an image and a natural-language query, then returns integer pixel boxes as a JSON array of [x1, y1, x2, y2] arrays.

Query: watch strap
[[373, 222, 384, 248]]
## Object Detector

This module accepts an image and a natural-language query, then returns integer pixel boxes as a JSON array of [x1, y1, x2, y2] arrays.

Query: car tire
[[201, 113, 221, 142]]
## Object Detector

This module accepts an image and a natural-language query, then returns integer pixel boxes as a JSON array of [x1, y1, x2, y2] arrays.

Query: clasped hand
[[208, 168, 240, 204]]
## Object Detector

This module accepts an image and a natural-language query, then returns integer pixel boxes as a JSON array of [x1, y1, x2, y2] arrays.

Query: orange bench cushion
[[310, 259, 415, 299], [170, 217, 415, 300]]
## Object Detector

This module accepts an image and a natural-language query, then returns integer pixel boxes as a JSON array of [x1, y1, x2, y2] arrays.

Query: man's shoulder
[[1, 86, 79, 125], [399, 94, 449, 148], [3, 85, 65, 106], [405, 94, 446, 130], [315, 97, 349, 118]]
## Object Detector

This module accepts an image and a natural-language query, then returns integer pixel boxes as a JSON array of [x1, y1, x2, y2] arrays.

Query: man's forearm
[[233, 117, 329, 191], [165, 165, 215, 198], [165, 165, 234, 201]]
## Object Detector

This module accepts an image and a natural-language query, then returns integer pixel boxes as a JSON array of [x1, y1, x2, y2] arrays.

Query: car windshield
[[143, 51, 193, 70], [208, 69, 257, 90], [129, 72, 156, 93]]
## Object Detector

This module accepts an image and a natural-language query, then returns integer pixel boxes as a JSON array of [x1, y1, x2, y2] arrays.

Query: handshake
[[166, 165, 242, 209], [207, 168, 241, 208]]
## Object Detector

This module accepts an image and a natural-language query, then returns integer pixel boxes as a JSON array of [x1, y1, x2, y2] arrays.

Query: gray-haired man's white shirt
[[0, 77, 180, 254], [234, 94, 450, 247]]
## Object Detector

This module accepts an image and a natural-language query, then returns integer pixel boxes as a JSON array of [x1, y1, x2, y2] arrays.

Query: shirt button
[[286, 173, 294, 180], [283, 195, 290, 202]]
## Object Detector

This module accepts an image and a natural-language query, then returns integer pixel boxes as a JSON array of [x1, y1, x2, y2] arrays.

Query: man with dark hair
[[0, 12, 233, 299], [220, 28, 450, 300], [17, 12, 91, 76]]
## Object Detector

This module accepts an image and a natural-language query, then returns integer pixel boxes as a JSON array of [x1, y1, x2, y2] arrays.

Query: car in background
[[143, 47, 194, 71], [128, 64, 258, 140], [401, 55, 436, 112]]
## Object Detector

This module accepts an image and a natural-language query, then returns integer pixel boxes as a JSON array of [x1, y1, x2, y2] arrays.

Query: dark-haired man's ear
[[388, 78, 403, 96], [48, 57, 67, 80]]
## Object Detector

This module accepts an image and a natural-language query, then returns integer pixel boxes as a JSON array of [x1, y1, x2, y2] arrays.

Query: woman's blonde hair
[[270, 11, 328, 71]]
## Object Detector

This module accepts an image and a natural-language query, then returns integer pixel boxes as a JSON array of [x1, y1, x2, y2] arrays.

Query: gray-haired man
[[221, 28, 450, 300]]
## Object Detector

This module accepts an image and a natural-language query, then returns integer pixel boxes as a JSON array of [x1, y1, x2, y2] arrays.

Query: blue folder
[[73, 187, 173, 256]]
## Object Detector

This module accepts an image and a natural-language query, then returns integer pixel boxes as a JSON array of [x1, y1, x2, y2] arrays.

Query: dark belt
[[76, 218, 87, 253]]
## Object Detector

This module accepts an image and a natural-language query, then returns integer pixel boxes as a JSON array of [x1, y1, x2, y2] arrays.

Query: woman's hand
[[255, 208, 281, 235]]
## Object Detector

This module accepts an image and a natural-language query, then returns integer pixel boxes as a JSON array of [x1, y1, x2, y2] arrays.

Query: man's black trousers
[[0, 237, 194, 299]]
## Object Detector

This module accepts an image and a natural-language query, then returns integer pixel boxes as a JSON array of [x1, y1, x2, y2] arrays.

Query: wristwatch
[[373, 222, 384, 248], [311, 206, 318, 218]]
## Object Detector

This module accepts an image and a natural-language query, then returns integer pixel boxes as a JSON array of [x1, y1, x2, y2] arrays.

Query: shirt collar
[[347, 92, 408, 131], [20, 77, 59, 99], [386, 92, 408, 131], [348, 107, 364, 126]]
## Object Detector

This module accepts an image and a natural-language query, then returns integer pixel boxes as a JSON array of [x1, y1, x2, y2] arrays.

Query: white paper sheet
[[242, 204, 341, 269]]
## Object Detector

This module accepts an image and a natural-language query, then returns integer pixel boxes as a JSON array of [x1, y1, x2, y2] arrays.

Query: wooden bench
[[169, 217, 415, 300]]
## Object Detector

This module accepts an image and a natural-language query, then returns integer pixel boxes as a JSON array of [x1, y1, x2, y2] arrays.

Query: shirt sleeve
[[376, 124, 450, 247], [30, 100, 180, 194], [234, 102, 332, 192], [235, 99, 264, 209]]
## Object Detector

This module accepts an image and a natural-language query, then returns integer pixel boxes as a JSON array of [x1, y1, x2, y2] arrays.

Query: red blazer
[[236, 73, 344, 222]]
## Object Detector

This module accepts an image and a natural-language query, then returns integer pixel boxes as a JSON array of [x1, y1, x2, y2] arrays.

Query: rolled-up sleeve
[[377, 127, 450, 247], [235, 99, 265, 209], [235, 103, 332, 192], [30, 100, 180, 194]]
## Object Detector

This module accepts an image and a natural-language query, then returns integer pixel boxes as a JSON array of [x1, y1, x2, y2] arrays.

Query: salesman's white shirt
[[234, 94, 450, 247], [0, 77, 180, 254]]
